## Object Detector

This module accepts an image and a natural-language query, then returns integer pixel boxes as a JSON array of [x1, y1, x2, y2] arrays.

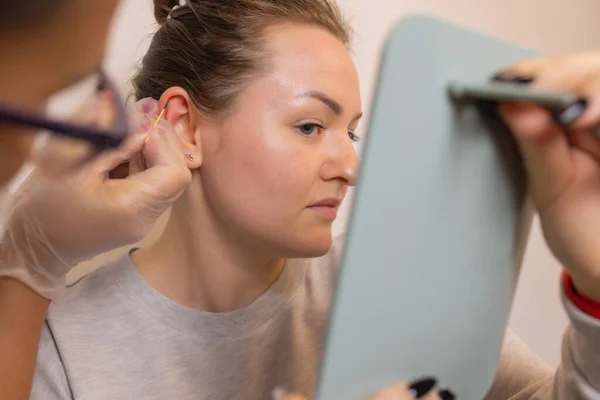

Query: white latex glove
[[0, 96, 191, 299]]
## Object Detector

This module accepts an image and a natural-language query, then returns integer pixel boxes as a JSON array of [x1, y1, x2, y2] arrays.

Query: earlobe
[[183, 149, 202, 169], [158, 87, 203, 168], [184, 152, 195, 162]]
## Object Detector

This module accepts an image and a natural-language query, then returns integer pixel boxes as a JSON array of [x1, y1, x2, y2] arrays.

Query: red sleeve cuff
[[563, 271, 600, 319]]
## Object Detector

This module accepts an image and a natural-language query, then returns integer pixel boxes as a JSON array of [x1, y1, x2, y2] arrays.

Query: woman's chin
[[278, 230, 334, 259]]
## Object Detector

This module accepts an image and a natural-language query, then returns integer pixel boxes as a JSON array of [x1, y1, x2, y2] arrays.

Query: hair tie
[[167, 0, 187, 20]]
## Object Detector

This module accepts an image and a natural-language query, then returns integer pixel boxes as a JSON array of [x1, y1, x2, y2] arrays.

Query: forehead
[[260, 24, 361, 108]]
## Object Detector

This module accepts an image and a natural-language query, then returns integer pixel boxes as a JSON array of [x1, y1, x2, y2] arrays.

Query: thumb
[[370, 380, 441, 400], [139, 118, 185, 170], [272, 387, 306, 400], [498, 102, 574, 210]]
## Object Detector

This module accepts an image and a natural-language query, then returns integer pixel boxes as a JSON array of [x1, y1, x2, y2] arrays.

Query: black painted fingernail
[[439, 388, 456, 400], [491, 72, 534, 85], [556, 98, 588, 126], [408, 376, 437, 398]]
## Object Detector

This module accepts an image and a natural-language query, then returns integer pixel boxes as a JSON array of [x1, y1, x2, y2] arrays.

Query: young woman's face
[[198, 24, 362, 257]]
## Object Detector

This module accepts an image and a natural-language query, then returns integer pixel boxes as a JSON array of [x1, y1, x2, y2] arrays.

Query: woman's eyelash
[[296, 123, 324, 136], [296, 123, 360, 142]]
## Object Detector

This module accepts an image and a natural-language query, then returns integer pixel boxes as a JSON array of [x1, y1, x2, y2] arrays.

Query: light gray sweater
[[31, 237, 600, 399]]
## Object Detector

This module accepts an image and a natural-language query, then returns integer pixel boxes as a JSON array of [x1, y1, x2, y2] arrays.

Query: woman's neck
[[131, 186, 286, 313]]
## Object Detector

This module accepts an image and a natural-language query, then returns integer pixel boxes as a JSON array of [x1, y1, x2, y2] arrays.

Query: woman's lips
[[306, 198, 342, 220]]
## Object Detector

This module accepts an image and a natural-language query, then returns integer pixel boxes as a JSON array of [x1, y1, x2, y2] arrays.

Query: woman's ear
[[159, 87, 203, 169]]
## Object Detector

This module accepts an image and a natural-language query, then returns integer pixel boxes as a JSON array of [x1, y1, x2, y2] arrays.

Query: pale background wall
[[74, 0, 600, 366]]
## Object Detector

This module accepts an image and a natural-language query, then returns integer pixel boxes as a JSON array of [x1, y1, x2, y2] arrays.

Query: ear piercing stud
[[184, 152, 195, 162]]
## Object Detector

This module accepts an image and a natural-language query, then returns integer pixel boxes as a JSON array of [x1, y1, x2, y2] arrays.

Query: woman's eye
[[348, 132, 360, 142], [297, 123, 323, 136]]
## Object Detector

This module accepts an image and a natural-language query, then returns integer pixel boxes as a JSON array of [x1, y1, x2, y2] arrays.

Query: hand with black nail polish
[[278, 376, 456, 400], [494, 53, 600, 304], [368, 376, 455, 400]]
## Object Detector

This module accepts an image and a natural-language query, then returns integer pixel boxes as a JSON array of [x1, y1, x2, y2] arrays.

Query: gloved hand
[[0, 95, 191, 299]]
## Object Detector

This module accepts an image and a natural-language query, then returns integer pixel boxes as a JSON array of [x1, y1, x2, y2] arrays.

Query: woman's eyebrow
[[294, 90, 362, 121], [294, 90, 342, 115]]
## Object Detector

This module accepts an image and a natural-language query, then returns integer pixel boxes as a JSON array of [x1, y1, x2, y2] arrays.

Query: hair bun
[[154, 0, 181, 26]]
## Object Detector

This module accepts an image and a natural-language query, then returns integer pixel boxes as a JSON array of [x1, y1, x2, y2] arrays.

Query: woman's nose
[[320, 133, 359, 186]]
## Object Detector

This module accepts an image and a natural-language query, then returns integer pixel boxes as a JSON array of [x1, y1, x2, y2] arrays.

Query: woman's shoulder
[[48, 252, 135, 322]]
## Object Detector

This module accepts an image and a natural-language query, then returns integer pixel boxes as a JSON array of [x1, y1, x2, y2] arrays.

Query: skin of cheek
[[199, 102, 333, 256]]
